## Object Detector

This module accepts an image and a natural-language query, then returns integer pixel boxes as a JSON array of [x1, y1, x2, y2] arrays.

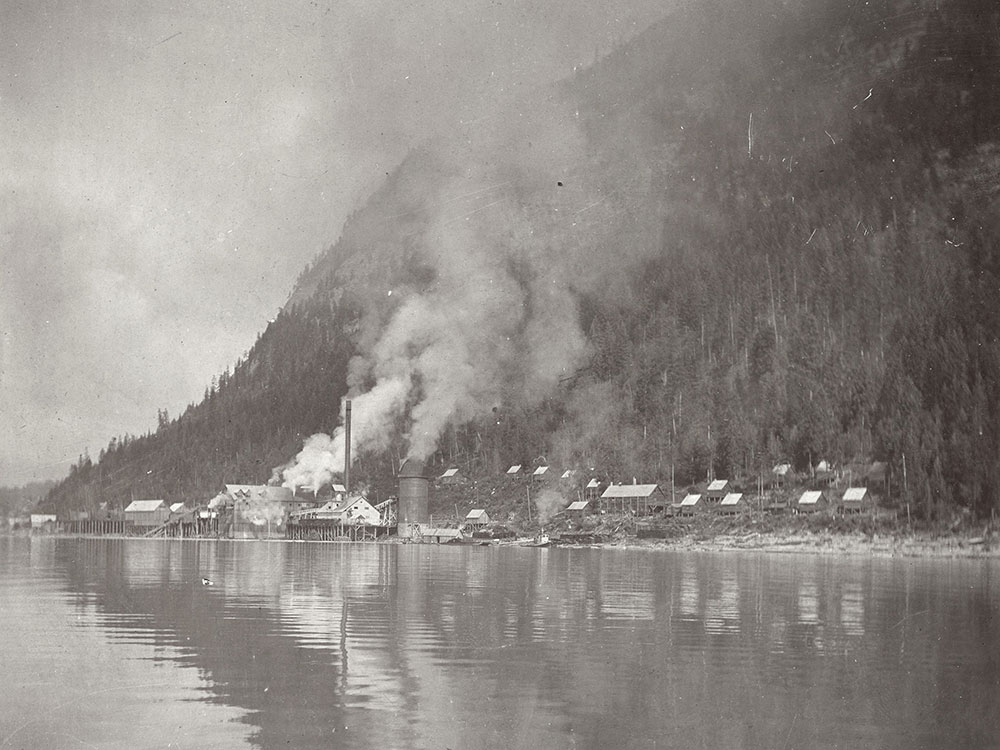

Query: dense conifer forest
[[43, 0, 1000, 521]]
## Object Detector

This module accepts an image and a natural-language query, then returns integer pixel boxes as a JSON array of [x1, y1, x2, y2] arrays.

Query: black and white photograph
[[2, 0, 999, 747]]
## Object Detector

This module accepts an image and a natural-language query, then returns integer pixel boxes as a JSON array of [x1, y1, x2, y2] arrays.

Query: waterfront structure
[[465, 509, 491, 528], [398, 458, 430, 538], [599, 484, 666, 515], [418, 527, 462, 544], [30, 514, 57, 532], [124, 499, 170, 528]]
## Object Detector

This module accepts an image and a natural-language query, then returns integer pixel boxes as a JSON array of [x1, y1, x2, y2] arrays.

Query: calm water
[[1, 537, 998, 750]]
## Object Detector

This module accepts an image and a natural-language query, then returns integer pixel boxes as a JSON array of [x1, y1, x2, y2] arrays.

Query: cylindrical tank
[[397, 458, 429, 537]]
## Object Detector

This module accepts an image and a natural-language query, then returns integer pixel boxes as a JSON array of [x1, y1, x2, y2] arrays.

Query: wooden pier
[[284, 519, 392, 542]]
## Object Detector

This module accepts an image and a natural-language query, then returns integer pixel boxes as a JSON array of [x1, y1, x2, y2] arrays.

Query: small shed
[[421, 527, 462, 544], [124, 499, 170, 528], [560, 469, 576, 480], [332, 483, 348, 495], [465, 508, 492, 528], [706, 479, 730, 504], [717, 493, 746, 516], [772, 463, 792, 487], [796, 490, 827, 514], [841, 487, 871, 514], [600, 484, 666, 515], [679, 494, 702, 517], [532, 466, 549, 481], [506, 465, 522, 475], [565, 500, 590, 517], [439, 468, 462, 484], [866, 461, 888, 489]]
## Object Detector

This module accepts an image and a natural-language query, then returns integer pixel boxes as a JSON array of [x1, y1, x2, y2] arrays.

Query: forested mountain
[[44, 0, 1000, 520]]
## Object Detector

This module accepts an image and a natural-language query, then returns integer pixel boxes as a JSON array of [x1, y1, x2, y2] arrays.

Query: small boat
[[522, 533, 552, 548]]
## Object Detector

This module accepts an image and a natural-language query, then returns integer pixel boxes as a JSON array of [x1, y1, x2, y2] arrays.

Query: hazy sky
[[0, 0, 672, 485]]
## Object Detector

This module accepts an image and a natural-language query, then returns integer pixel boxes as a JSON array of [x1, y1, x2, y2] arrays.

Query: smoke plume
[[534, 488, 570, 525], [278, 106, 616, 483]]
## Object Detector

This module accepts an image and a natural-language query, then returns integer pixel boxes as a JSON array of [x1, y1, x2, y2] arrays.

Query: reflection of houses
[[705, 479, 729, 505], [464, 509, 491, 529], [124, 499, 170, 528], [841, 487, 871, 514], [599, 484, 667, 515], [717, 493, 745, 516]]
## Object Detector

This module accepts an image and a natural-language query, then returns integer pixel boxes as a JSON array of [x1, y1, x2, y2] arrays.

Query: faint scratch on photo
[[852, 88, 873, 110]]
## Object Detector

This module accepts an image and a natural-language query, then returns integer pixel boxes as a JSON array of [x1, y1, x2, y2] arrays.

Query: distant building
[[224, 484, 303, 533], [293, 496, 381, 525], [332, 484, 347, 495], [560, 469, 576, 480], [866, 461, 888, 489], [796, 490, 827, 514], [679, 494, 702, 517], [30, 514, 57, 532], [705, 479, 730, 504], [717, 493, 745, 516], [506, 465, 522, 475], [772, 463, 792, 487], [420, 527, 462, 544], [599, 484, 666, 515], [465, 509, 491, 528], [123, 500, 170, 528], [565, 500, 590, 516], [841, 487, 871, 514], [532, 466, 549, 481], [438, 468, 463, 485]]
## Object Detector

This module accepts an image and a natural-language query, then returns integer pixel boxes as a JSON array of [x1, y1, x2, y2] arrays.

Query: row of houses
[[559, 482, 877, 519]]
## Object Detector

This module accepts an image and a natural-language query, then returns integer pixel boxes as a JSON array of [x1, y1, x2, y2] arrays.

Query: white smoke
[[279, 432, 342, 494], [534, 488, 569, 525]]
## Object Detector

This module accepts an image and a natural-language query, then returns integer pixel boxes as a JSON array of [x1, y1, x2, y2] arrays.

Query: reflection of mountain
[[43, 540, 1000, 750]]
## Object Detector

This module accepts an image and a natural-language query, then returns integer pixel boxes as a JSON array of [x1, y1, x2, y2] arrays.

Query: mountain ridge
[[42, 0, 1000, 520]]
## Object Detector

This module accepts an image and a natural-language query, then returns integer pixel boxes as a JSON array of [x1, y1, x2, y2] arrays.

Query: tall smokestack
[[344, 400, 352, 493]]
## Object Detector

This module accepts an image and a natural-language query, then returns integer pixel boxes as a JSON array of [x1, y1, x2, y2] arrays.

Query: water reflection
[[2, 538, 999, 750]]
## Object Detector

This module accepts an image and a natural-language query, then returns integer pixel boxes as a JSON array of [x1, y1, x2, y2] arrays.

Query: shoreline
[[5, 529, 998, 559]]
